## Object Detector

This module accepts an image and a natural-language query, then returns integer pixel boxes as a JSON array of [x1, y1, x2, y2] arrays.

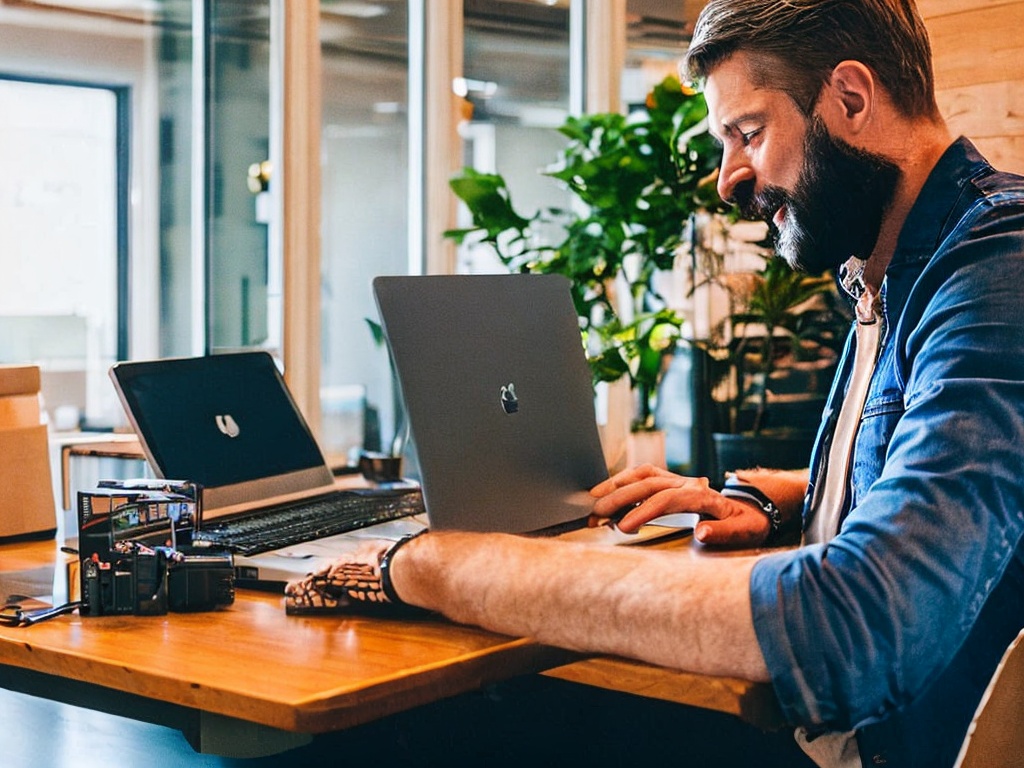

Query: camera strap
[[0, 600, 82, 627]]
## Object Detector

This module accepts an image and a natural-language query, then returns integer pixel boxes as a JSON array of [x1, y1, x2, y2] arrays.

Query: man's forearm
[[390, 532, 771, 682]]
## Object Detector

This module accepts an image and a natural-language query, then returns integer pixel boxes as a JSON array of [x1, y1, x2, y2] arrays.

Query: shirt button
[[872, 755, 888, 765]]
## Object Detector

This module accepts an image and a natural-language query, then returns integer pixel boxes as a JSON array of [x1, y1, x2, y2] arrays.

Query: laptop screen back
[[373, 274, 609, 533], [109, 352, 330, 495]]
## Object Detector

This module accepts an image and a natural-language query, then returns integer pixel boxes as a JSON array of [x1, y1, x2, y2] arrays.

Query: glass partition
[[458, 0, 574, 274], [159, 0, 278, 359], [0, 0, 698, 462], [206, 0, 274, 355], [0, 0, 284, 430], [623, 0, 691, 107], [314, 0, 580, 466], [0, 77, 122, 429], [624, 0, 706, 472], [319, 0, 411, 463], [158, 0, 198, 359]]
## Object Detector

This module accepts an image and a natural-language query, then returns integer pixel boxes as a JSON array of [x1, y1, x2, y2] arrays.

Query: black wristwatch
[[378, 529, 428, 605]]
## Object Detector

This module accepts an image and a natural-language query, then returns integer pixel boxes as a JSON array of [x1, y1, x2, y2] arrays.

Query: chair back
[[954, 628, 1024, 768]]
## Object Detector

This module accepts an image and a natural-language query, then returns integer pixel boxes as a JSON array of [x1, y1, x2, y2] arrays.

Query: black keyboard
[[193, 487, 425, 556]]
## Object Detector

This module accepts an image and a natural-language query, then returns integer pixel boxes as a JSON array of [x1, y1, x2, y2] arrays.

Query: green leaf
[[448, 169, 533, 240]]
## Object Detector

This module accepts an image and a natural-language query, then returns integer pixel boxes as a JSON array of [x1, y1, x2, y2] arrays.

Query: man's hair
[[683, 0, 940, 120]]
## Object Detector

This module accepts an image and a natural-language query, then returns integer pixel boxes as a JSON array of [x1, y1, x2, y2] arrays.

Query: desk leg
[[185, 711, 312, 757]]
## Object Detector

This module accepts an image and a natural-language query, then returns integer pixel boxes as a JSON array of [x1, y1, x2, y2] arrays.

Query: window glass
[[207, 0, 274, 354], [0, 0, 283, 428], [458, 0, 573, 274], [319, 0, 410, 464], [0, 2, 173, 429], [158, 0, 198, 358], [624, 0, 707, 472], [0, 77, 120, 428], [623, 0, 691, 108]]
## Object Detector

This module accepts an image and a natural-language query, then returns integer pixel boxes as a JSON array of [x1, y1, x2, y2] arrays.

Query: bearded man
[[289, 3, 1024, 766]]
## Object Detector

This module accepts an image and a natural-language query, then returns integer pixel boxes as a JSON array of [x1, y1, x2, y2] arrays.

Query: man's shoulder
[[960, 138, 1024, 202], [972, 171, 1024, 209]]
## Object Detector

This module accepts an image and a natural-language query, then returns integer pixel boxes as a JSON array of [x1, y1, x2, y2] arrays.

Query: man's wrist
[[378, 530, 428, 605], [720, 482, 788, 543]]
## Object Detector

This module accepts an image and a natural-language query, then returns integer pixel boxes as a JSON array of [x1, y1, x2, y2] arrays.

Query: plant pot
[[711, 430, 816, 484], [627, 429, 668, 469], [597, 378, 634, 474]]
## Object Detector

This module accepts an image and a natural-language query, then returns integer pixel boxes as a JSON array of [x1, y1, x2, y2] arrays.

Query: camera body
[[78, 480, 234, 616]]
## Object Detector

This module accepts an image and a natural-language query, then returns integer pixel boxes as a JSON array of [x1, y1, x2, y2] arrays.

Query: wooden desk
[[0, 538, 577, 756], [0, 535, 782, 757]]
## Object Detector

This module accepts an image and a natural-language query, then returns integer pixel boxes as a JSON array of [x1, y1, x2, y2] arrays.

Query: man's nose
[[717, 146, 755, 203]]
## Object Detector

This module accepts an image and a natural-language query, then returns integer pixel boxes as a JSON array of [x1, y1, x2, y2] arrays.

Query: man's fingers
[[590, 464, 672, 497], [592, 476, 690, 517], [615, 483, 717, 531], [615, 496, 675, 532]]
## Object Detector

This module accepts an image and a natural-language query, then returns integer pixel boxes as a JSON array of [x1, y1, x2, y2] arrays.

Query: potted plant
[[693, 239, 851, 479], [445, 76, 727, 439]]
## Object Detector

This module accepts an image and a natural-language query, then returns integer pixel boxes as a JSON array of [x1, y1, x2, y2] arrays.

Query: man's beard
[[733, 117, 901, 274]]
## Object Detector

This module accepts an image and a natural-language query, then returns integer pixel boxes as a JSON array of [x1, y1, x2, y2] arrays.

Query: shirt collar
[[891, 136, 991, 267]]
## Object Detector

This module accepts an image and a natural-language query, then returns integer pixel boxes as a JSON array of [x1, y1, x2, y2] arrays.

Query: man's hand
[[589, 464, 772, 548]]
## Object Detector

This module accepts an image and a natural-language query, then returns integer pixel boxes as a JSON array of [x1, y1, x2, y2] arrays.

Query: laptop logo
[[215, 413, 241, 438], [500, 383, 519, 414]]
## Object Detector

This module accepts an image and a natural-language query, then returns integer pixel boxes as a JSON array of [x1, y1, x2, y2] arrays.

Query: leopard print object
[[284, 532, 428, 616], [285, 562, 389, 613]]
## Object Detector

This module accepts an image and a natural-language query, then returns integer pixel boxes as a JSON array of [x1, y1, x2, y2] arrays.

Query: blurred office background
[[0, 0, 1019, 470]]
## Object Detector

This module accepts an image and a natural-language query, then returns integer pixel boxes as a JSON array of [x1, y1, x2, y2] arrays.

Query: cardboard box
[[0, 424, 57, 541], [0, 365, 56, 542]]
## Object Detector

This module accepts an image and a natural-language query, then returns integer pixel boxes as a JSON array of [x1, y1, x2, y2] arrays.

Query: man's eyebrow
[[718, 111, 768, 138], [706, 107, 768, 146]]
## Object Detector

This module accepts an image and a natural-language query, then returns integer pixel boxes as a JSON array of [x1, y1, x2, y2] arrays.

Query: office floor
[[0, 675, 815, 768]]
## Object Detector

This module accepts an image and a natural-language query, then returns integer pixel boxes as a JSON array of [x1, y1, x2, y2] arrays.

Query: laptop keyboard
[[193, 487, 426, 556]]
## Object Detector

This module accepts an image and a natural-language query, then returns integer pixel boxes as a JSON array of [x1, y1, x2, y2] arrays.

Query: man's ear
[[823, 60, 875, 132]]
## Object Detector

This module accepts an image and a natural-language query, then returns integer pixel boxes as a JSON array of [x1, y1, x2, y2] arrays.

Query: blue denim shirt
[[749, 138, 1024, 768]]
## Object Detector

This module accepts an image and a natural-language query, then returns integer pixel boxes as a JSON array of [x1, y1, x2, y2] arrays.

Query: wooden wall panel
[[919, 0, 1019, 19], [936, 80, 1024, 136], [919, 0, 1024, 174], [926, 5, 1024, 89]]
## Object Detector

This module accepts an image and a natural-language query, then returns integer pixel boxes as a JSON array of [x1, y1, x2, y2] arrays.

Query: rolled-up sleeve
[[751, 446, 1024, 732]]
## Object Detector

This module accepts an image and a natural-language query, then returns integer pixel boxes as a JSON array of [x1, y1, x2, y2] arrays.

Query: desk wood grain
[[545, 657, 784, 729]]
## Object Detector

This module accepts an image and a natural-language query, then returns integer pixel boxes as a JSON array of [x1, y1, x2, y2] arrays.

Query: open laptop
[[109, 277, 694, 589], [372, 273, 698, 543], [109, 352, 428, 587]]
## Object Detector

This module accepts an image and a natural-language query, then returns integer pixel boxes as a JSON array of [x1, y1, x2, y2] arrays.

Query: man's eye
[[740, 128, 763, 146]]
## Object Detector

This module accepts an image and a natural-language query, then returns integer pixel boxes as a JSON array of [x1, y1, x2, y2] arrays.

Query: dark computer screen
[[110, 351, 326, 487]]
